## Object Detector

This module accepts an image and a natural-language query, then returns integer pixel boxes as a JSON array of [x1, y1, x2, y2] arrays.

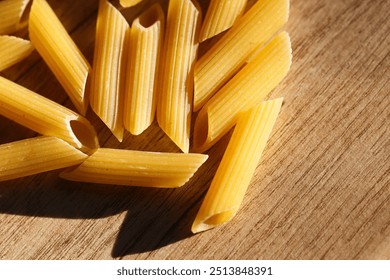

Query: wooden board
[[0, 0, 389, 259]]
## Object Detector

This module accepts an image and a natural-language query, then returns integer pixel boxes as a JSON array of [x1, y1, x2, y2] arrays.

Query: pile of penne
[[0, 0, 291, 233]]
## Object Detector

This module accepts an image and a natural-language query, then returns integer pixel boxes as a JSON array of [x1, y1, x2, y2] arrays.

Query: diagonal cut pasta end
[[192, 207, 239, 233]]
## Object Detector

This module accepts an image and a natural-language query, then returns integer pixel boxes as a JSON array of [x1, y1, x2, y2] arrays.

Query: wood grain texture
[[0, 0, 389, 259]]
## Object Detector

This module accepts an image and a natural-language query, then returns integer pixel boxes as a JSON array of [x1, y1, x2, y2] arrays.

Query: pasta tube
[[199, 0, 247, 42], [194, 0, 289, 111], [123, 4, 164, 135], [60, 148, 208, 188], [192, 98, 283, 233], [0, 136, 88, 182], [157, 0, 202, 153], [90, 0, 129, 142], [0, 0, 30, 35], [0, 76, 99, 154], [0, 35, 34, 71], [119, 0, 143, 8], [192, 32, 291, 153], [29, 0, 91, 115]]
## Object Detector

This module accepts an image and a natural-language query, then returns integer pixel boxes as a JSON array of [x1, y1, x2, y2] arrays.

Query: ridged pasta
[[28, 0, 91, 115], [0, 0, 30, 35], [60, 148, 208, 188], [0, 35, 34, 71], [0, 136, 88, 182], [194, 0, 289, 111], [0, 76, 99, 154], [123, 4, 164, 135], [192, 98, 283, 233], [192, 32, 291, 153], [157, 0, 202, 153], [90, 0, 129, 142], [199, 0, 247, 42]]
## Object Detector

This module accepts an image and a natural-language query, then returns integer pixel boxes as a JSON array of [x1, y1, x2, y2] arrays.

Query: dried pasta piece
[[194, 0, 289, 111], [90, 0, 129, 141], [192, 98, 283, 233], [157, 0, 202, 153], [119, 0, 143, 8], [0, 136, 88, 182], [0, 0, 30, 35], [60, 148, 208, 188], [29, 0, 91, 115], [199, 0, 247, 42], [0, 35, 34, 71], [0, 76, 99, 154], [123, 4, 164, 135], [192, 32, 291, 153]]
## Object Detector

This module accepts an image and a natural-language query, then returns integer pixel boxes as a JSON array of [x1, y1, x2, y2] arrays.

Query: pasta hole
[[204, 211, 236, 226], [138, 5, 160, 28], [20, 1, 33, 27], [70, 120, 99, 152], [193, 109, 209, 150]]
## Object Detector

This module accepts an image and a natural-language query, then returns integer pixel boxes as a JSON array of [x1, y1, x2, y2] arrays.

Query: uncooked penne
[[60, 148, 208, 188], [199, 0, 247, 42], [0, 76, 99, 154], [157, 0, 202, 153], [29, 0, 91, 115], [0, 0, 30, 35], [119, 0, 143, 8], [194, 0, 289, 111], [123, 4, 164, 135], [0, 35, 34, 71], [192, 98, 283, 233], [0, 136, 87, 182], [91, 0, 129, 142], [192, 32, 291, 153]]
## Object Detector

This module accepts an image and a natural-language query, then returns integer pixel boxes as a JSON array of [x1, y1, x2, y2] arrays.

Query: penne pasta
[[192, 98, 283, 233], [0, 35, 34, 71], [193, 0, 289, 111], [199, 0, 247, 42], [192, 32, 291, 153], [123, 4, 164, 135], [60, 148, 209, 188], [29, 0, 91, 115], [119, 0, 143, 8], [157, 0, 202, 153], [0, 76, 99, 154], [0, 0, 30, 35], [90, 0, 129, 142], [0, 136, 88, 182]]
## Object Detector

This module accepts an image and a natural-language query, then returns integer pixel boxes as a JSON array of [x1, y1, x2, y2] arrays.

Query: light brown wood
[[0, 0, 389, 259]]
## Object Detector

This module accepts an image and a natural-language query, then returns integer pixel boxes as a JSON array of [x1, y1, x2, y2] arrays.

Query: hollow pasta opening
[[203, 210, 236, 226], [70, 119, 99, 153], [19, 0, 33, 28], [138, 4, 161, 28], [192, 108, 209, 152]]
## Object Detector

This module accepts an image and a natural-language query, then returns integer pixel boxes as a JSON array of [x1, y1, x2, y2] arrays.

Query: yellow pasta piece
[[0, 76, 99, 154], [194, 0, 289, 111], [199, 0, 247, 42], [119, 0, 143, 8], [90, 0, 129, 142], [192, 98, 283, 233], [123, 4, 164, 135], [0, 136, 88, 182], [29, 0, 91, 115], [0, 0, 30, 35], [0, 35, 34, 71], [192, 32, 291, 153], [157, 0, 202, 153], [60, 148, 208, 188]]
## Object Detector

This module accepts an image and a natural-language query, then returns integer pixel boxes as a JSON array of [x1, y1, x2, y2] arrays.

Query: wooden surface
[[0, 0, 389, 259]]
